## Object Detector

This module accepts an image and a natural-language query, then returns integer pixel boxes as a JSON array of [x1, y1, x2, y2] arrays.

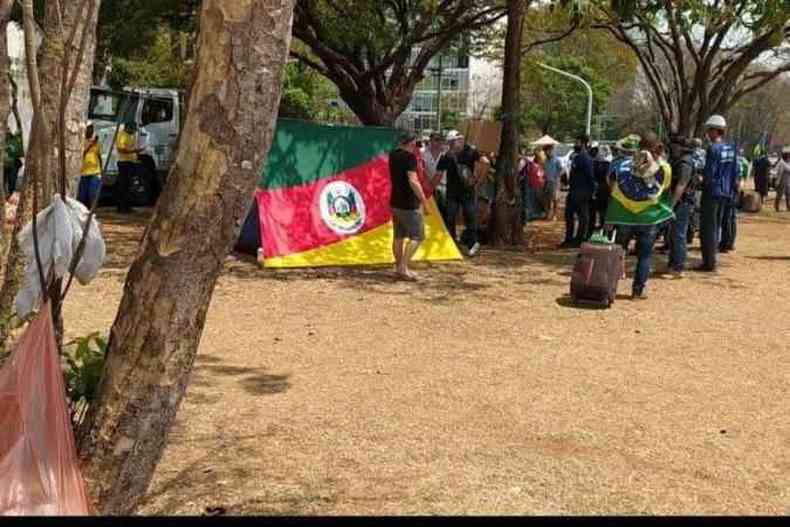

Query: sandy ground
[[62, 201, 790, 515]]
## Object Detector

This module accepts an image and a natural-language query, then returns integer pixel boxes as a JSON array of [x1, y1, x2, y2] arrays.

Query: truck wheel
[[130, 155, 158, 206], [129, 167, 153, 207]]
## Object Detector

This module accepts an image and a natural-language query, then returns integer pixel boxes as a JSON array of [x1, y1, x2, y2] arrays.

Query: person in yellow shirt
[[78, 121, 102, 207], [115, 119, 143, 213]]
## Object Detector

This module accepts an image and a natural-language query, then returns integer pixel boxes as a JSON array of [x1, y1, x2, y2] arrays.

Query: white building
[[395, 51, 501, 134]]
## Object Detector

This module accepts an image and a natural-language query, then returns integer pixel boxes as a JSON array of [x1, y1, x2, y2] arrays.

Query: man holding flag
[[605, 133, 675, 300]]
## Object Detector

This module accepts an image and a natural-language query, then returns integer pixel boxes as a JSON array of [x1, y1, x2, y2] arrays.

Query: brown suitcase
[[570, 237, 624, 308], [741, 191, 762, 213]]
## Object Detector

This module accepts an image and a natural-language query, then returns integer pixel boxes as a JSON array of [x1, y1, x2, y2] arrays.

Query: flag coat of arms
[[605, 157, 675, 226], [256, 119, 461, 268]]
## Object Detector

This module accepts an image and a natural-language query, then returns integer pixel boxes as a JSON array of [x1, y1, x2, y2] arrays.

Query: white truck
[[88, 86, 185, 205]]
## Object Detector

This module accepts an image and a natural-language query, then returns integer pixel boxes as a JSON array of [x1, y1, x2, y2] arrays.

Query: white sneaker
[[468, 242, 481, 257]]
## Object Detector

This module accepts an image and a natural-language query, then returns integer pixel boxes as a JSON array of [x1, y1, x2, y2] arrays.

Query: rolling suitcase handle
[[589, 227, 617, 245]]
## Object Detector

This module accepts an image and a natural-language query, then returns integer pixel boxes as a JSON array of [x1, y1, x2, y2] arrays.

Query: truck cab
[[88, 86, 185, 205]]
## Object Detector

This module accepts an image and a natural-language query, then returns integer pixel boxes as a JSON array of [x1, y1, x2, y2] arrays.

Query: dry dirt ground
[[63, 201, 790, 515]]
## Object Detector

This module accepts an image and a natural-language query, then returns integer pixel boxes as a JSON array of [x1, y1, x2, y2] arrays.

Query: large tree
[[77, 0, 295, 514], [291, 0, 505, 126], [491, 0, 525, 247], [594, 0, 790, 137]]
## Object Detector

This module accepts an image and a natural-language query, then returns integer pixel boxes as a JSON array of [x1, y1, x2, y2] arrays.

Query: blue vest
[[703, 143, 737, 199]]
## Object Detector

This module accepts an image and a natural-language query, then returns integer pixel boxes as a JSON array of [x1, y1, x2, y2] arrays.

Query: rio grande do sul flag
[[256, 119, 461, 268], [605, 157, 675, 226]]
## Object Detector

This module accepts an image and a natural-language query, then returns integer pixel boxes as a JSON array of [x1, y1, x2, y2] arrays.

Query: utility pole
[[435, 54, 444, 133]]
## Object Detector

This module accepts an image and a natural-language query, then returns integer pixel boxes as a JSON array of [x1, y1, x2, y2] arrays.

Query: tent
[[236, 119, 462, 268]]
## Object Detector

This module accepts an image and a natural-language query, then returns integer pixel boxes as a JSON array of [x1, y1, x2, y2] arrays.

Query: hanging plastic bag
[[0, 305, 92, 515], [14, 195, 106, 318]]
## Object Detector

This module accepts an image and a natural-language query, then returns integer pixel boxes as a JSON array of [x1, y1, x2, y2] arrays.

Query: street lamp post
[[537, 62, 593, 138]]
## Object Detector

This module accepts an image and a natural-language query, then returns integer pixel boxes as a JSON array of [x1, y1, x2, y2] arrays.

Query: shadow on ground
[[190, 353, 291, 399]]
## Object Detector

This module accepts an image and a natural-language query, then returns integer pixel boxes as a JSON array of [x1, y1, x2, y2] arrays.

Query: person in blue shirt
[[695, 115, 738, 272], [542, 143, 562, 221], [560, 134, 595, 248]]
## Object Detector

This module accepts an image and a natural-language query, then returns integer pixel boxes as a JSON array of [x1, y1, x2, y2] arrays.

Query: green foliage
[[278, 63, 339, 121], [63, 332, 107, 424], [521, 55, 612, 140], [96, 0, 199, 86], [106, 28, 189, 89], [519, 24, 637, 140]]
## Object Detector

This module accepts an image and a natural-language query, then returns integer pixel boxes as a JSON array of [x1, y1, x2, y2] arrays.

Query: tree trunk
[[77, 0, 295, 514], [0, 0, 100, 348], [39, 0, 101, 199], [491, 0, 524, 247], [0, 1, 13, 354], [0, 0, 12, 218]]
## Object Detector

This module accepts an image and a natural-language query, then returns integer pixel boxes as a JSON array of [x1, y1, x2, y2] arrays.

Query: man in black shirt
[[590, 142, 611, 230], [667, 135, 697, 277], [437, 130, 483, 256], [561, 134, 595, 248], [389, 132, 430, 281]]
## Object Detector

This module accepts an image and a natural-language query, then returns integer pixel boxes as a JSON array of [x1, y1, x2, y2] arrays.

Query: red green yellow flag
[[256, 119, 461, 268]]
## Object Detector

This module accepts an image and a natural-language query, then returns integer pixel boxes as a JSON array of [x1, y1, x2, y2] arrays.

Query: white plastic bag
[[14, 195, 106, 318]]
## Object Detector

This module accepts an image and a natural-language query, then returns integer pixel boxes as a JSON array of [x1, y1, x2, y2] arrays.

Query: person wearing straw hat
[[775, 146, 790, 212], [695, 114, 738, 272], [534, 135, 562, 221]]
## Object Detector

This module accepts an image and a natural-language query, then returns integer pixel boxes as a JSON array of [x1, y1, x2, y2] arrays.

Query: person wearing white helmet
[[436, 130, 485, 256], [695, 114, 739, 272], [775, 146, 790, 212]]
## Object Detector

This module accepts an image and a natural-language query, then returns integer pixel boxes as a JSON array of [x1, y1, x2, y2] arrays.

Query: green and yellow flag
[[606, 157, 675, 226]]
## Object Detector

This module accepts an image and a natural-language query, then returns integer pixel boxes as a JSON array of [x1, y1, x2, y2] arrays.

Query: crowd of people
[[389, 117, 790, 292]]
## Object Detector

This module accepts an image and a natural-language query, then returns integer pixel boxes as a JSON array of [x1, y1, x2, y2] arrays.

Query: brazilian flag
[[606, 157, 675, 226]]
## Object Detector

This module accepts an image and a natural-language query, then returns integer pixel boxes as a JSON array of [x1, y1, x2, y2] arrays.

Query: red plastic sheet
[[0, 305, 91, 515]]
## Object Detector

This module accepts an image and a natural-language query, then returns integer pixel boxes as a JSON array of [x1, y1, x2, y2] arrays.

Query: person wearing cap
[[608, 134, 641, 252], [560, 133, 595, 248], [389, 132, 430, 281], [775, 147, 790, 212], [115, 120, 144, 213], [611, 133, 669, 299], [666, 135, 698, 276], [77, 121, 103, 208], [696, 114, 738, 271], [436, 130, 483, 256]]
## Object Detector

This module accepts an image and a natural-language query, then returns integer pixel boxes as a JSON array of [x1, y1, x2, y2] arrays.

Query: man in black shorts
[[390, 132, 430, 281]]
